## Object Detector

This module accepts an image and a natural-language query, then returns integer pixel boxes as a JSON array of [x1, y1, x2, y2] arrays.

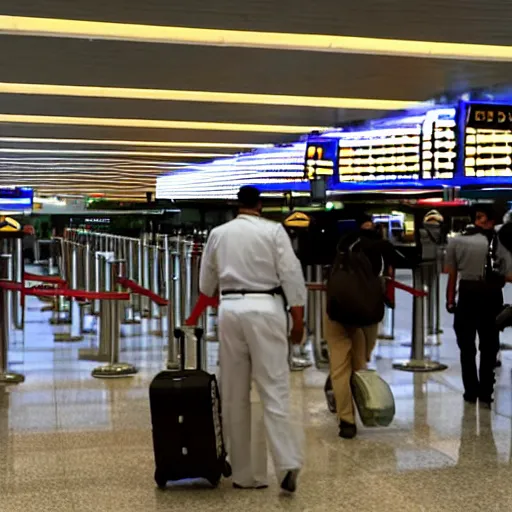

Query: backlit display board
[[0, 187, 33, 214]]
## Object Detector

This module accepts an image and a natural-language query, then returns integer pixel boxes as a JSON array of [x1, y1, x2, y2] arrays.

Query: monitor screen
[[0, 187, 33, 215], [304, 138, 337, 181]]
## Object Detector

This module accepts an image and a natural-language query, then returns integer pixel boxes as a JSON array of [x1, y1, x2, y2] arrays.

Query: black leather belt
[[221, 286, 283, 297]]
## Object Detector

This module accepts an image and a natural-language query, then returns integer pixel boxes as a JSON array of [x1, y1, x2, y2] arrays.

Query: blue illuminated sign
[[304, 138, 338, 180], [0, 187, 33, 214]]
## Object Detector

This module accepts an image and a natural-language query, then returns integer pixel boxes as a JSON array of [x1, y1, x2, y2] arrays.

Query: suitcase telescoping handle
[[174, 327, 204, 371]]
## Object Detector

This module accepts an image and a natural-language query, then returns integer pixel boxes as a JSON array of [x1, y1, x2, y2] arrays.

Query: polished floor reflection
[[2, 272, 512, 511]]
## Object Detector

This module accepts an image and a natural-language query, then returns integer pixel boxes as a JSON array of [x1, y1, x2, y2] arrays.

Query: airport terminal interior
[[2, 1, 512, 511], [4, 272, 512, 512]]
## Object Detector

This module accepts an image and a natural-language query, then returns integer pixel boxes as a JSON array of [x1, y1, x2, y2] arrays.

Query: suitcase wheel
[[155, 469, 167, 490], [222, 461, 232, 478]]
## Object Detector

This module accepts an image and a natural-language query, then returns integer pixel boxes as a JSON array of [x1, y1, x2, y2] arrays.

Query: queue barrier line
[[185, 293, 219, 326], [0, 280, 129, 301], [116, 276, 168, 306], [306, 279, 428, 298], [23, 272, 68, 288]]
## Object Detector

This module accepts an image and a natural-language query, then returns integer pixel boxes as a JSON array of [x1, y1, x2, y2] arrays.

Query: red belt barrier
[[0, 280, 129, 301], [185, 293, 219, 326], [24, 272, 67, 288], [116, 277, 168, 306], [306, 279, 428, 298]]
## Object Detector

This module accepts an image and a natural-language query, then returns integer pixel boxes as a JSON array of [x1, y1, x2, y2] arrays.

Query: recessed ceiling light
[[0, 148, 230, 158], [0, 82, 414, 111], [1, 15, 511, 61], [0, 114, 329, 133], [0, 137, 272, 149]]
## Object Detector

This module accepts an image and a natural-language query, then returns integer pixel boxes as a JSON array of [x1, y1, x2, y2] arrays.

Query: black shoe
[[280, 469, 299, 495], [325, 390, 337, 414], [339, 420, 357, 439], [463, 393, 477, 404], [233, 483, 268, 490]]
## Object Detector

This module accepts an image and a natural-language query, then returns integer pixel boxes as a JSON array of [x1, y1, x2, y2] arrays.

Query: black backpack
[[326, 239, 385, 327]]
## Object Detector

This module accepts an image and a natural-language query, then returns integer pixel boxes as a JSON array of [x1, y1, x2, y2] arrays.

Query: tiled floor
[[2, 271, 512, 511]]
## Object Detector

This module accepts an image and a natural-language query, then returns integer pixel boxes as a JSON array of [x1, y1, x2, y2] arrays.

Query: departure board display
[[337, 121, 456, 184], [466, 103, 512, 131], [338, 128, 422, 183], [304, 139, 337, 180], [465, 127, 512, 178], [421, 120, 457, 180]]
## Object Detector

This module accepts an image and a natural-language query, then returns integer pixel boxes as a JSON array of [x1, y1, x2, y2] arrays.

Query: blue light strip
[[156, 143, 308, 199]]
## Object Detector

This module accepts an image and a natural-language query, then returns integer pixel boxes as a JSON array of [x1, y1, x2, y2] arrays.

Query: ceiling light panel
[[0, 148, 230, 158], [1, 15, 511, 61], [0, 82, 414, 111], [0, 137, 271, 149], [0, 114, 328, 133]]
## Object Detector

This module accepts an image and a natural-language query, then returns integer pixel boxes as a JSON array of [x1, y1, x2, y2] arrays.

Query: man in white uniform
[[199, 186, 306, 494]]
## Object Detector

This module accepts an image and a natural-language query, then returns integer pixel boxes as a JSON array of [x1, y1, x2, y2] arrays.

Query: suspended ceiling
[[0, 1, 511, 199]]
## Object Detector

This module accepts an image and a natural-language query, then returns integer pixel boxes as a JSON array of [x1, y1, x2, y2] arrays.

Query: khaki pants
[[324, 315, 379, 424]]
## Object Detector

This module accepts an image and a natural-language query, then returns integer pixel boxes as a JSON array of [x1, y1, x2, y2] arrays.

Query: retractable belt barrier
[[0, 278, 135, 383], [116, 276, 168, 306], [306, 273, 447, 373], [23, 272, 68, 288]]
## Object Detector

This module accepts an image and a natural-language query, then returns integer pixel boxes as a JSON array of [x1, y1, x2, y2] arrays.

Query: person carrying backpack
[[324, 213, 397, 439]]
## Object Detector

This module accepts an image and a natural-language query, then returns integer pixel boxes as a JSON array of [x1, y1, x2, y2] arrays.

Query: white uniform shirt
[[199, 214, 307, 307]]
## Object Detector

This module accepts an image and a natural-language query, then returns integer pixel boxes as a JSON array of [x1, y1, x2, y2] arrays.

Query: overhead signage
[[466, 103, 512, 131], [338, 129, 422, 183], [0, 187, 33, 214], [304, 139, 337, 180]]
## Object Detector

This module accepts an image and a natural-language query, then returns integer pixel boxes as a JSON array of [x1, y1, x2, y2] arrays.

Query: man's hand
[[446, 303, 456, 314], [289, 306, 305, 345]]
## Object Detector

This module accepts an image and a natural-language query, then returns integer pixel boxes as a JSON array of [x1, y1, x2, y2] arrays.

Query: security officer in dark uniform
[[445, 204, 511, 407]]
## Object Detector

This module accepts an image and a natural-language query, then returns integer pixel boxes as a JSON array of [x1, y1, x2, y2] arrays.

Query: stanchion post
[[425, 261, 442, 346], [305, 265, 313, 334], [166, 251, 180, 370], [173, 239, 182, 327], [142, 238, 150, 318], [313, 265, 329, 369], [54, 243, 83, 342], [183, 240, 193, 323], [379, 307, 395, 341], [191, 242, 202, 328], [1, 254, 13, 331], [393, 264, 448, 372], [13, 237, 23, 330], [151, 246, 160, 319], [92, 259, 137, 378], [0, 275, 24, 384], [123, 239, 139, 324], [93, 252, 101, 316]]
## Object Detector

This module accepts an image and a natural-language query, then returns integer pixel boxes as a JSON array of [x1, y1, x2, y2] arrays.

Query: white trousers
[[218, 295, 303, 487]]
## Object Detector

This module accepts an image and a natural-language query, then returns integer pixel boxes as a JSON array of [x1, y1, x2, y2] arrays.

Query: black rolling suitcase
[[149, 327, 231, 489]]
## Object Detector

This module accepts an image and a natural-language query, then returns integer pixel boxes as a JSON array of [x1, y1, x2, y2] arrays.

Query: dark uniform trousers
[[454, 280, 503, 401]]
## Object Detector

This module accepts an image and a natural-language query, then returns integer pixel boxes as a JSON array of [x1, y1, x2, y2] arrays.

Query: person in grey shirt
[[445, 204, 511, 407]]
